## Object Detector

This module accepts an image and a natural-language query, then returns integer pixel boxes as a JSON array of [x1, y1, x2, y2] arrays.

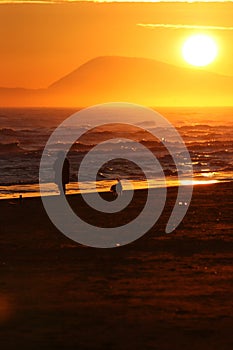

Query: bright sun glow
[[182, 34, 218, 67]]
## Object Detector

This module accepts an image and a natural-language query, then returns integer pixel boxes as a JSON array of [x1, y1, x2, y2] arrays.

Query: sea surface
[[0, 107, 232, 199]]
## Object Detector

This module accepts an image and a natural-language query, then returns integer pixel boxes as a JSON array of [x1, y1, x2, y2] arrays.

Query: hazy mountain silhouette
[[0, 56, 232, 107]]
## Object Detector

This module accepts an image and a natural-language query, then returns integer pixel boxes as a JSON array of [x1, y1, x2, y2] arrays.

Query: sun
[[182, 34, 218, 67]]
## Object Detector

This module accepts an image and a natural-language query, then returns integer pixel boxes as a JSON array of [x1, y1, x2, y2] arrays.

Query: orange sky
[[0, 1, 233, 90]]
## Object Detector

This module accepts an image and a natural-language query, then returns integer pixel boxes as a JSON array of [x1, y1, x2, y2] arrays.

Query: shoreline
[[0, 176, 231, 200]]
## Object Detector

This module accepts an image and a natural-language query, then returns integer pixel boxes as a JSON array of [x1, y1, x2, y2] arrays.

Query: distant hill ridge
[[0, 56, 232, 107]]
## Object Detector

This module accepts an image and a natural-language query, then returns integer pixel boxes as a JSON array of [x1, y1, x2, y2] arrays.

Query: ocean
[[0, 106, 232, 199]]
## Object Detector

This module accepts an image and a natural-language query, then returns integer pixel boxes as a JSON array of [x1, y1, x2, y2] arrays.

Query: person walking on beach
[[53, 151, 70, 195], [110, 178, 123, 197]]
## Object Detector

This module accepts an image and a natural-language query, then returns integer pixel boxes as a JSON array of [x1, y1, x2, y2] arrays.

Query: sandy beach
[[0, 182, 233, 350]]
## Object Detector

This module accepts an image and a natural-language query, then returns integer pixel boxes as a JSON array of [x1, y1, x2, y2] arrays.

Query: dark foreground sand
[[0, 182, 233, 350]]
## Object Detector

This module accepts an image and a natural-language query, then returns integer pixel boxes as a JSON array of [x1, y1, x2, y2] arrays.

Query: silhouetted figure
[[19, 194, 23, 205], [53, 151, 70, 195], [110, 178, 122, 197]]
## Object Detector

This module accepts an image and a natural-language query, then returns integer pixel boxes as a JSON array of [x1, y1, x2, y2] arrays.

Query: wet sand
[[0, 182, 233, 349]]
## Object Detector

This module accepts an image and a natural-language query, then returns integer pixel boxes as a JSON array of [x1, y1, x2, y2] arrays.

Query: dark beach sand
[[0, 182, 233, 350]]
